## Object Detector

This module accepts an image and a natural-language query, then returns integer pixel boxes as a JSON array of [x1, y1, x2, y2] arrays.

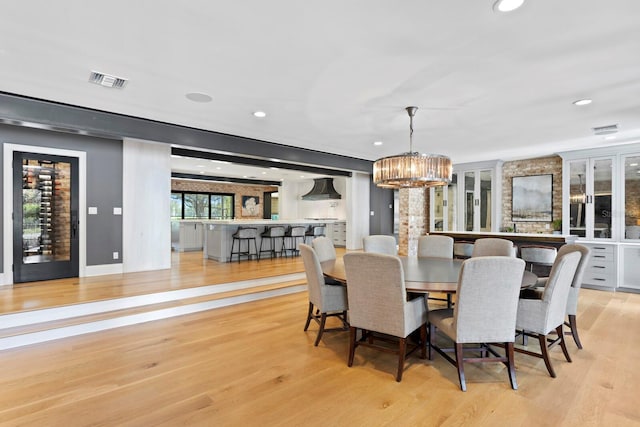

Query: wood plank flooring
[[0, 253, 638, 426]]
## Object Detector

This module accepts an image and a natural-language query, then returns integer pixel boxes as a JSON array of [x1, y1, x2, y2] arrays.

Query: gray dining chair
[[471, 238, 515, 257], [311, 236, 337, 263], [363, 235, 398, 255], [520, 245, 557, 276], [428, 256, 526, 391], [515, 250, 581, 378], [300, 244, 348, 346], [417, 235, 454, 258], [521, 244, 590, 349], [343, 252, 427, 382], [453, 241, 474, 259]]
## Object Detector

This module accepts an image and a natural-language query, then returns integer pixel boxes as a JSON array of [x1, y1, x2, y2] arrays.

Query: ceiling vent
[[301, 178, 342, 201], [592, 124, 618, 135], [89, 71, 127, 88]]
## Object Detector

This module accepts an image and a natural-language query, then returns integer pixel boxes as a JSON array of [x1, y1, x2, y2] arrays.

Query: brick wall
[[171, 179, 278, 218], [398, 187, 427, 256], [502, 155, 563, 233]]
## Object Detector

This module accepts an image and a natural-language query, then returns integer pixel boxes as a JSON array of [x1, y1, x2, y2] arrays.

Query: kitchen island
[[202, 219, 343, 262]]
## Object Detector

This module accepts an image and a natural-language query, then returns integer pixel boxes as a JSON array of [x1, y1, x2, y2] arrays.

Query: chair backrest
[[263, 226, 285, 237], [343, 252, 409, 337], [234, 227, 258, 239], [520, 245, 557, 266], [363, 235, 398, 255], [313, 225, 326, 237], [453, 241, 474, 258], [556, 244, 590, 315], [539, 251, 582, 331], [299, 244, 334, 311], [471, 238, 515, 257], [417, 235, 454, 258], [453, 257, 526, 343], [311, 236, 336, 262], [288, 226, 306, 237]]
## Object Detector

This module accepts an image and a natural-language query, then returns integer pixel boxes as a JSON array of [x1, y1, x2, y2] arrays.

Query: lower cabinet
[[330, 221, 346, 247], [581, 243, 617, 290], [172, 221, 204, 252], [621, 246, 640, 291]]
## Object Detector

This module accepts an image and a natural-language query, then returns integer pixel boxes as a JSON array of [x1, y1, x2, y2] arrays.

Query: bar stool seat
[[304, 224, 326, 244], [229, 227, 258, 262], [258, 226, 285, 260], [283, 226, 306, 257]]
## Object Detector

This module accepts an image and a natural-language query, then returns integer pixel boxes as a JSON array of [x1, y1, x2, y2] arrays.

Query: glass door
[[12, 152, 79, 283], [622, 154, 640, 240], [430, 172, 457, 231]]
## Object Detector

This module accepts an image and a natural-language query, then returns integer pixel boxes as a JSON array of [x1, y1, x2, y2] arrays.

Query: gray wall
[[0, 124, 123, 270], [369, 182, 395, 235]]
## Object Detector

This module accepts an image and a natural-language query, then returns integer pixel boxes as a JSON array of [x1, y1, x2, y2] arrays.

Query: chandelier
[[373, 106, 452, 188]]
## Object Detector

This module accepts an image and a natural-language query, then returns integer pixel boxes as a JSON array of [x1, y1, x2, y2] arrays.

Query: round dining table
[[321, 256, 538, 294]]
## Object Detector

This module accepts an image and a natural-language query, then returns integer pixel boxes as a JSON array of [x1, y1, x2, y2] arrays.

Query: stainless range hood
[[301, 178, 342, 201]]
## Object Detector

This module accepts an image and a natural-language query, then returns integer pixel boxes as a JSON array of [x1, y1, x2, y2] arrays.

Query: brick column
[[398, 187, 427, 256]]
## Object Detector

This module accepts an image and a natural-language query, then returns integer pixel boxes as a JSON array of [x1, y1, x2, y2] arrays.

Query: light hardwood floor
[[0, 253, 638, 426]]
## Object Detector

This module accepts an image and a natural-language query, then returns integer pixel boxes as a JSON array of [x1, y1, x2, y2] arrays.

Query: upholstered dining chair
[[520, 245, 557, 276], [363, 235, 398, 255], [515, 250, 581, 378], [311, 236, 337, 263], [521, 244, 590, 349], [453, 241, 474, 259], [428, 256, 526, 391], [343, 252, 428, 382], [417, 235, 454, 258], [300, 244, 348, 346], [471, 238, 515, 257]]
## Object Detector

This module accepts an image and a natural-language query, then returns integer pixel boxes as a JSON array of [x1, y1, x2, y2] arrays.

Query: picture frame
[[512, 174, 553, 222], [241, 195, 261, 217]]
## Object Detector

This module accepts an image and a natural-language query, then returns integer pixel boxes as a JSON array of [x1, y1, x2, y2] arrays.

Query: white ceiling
[[2, 1, 640, 169]]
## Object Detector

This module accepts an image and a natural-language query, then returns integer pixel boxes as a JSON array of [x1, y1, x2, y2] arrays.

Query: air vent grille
[[89, 71, 127, 88], [592, 124, 618, 135]]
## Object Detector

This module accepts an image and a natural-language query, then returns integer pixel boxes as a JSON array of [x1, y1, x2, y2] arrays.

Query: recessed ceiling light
[[630, 163, 638, 167], [253, 111, 267, 118], [196, 164, 205, 168], [261, 171, 267, 174], [243, 175, 248, 178], [493, 0, 525, 12], [216, 167, 222, 170], [269, 158, 281, 162], [300, 175, 305, 178], [373, 141, 383, 146], [604, 135, 617, 140], [185, 92, 212, 103], [573, 99, 592, 106], [270, 167, 279, 170]]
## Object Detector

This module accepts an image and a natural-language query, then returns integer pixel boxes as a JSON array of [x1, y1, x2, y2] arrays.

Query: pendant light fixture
[[373, 106, 452, 188]]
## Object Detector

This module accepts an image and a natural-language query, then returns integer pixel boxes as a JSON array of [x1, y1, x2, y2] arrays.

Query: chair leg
[[506, 342, 518, 390], [454, 342, 467, 392], [428, 323, 436, 360], [304, 302, 314, 331], [556, 325, 572, 363], [348, 326, 357, 367], [420, 324, 427, 359], [567, 314, 583, 349], [314, 313, 327, 346], [396, 337, 407, 382], [538, 333, 556, 378]]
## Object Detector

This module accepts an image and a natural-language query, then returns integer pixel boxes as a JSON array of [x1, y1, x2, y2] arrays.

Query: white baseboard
[[84, 263, 124, 277]]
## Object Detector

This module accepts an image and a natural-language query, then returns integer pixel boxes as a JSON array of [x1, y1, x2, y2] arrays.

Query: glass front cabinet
[[430, 161, 501, 233], [561, 144, 640, 291]]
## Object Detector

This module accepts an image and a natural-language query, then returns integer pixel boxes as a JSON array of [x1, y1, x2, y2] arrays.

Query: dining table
[[320, 256, 538, 294]]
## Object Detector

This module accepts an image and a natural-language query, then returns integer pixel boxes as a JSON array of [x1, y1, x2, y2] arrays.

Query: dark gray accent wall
[[369, 182, 395, 235], [0, 124, 123, 271]]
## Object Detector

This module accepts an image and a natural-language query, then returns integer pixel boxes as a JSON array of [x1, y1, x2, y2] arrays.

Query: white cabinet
[[621, 246, 640, 290], [430, 160, 501, 232], [565, 157, 615, 240], [330, 221, 346, 247], [581, 243, 617, 289], [171, 221, 204, 252]]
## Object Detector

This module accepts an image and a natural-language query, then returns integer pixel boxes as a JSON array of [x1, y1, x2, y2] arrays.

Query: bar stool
[[229, 227, 258, 262], [304, 223, 326, 244], [258, 226, 285, 260], [282, 225, 306, 257]]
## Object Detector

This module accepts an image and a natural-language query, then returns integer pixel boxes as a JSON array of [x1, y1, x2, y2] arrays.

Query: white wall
[[346, 172, 370, 250], [122, 138, 171, 272]]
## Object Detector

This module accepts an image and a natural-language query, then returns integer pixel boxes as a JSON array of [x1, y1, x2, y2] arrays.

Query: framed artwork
[[241, 195, 261, 217], [512, 174, 553, 222]]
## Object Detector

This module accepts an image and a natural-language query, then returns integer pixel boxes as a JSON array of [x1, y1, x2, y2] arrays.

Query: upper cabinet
[[566, 156, 615, 241], [622, 154, 640, 241], [430, 160, 502, 232]]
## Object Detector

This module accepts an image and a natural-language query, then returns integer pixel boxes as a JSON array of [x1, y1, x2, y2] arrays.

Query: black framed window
[[171, 192, 234, 219]]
